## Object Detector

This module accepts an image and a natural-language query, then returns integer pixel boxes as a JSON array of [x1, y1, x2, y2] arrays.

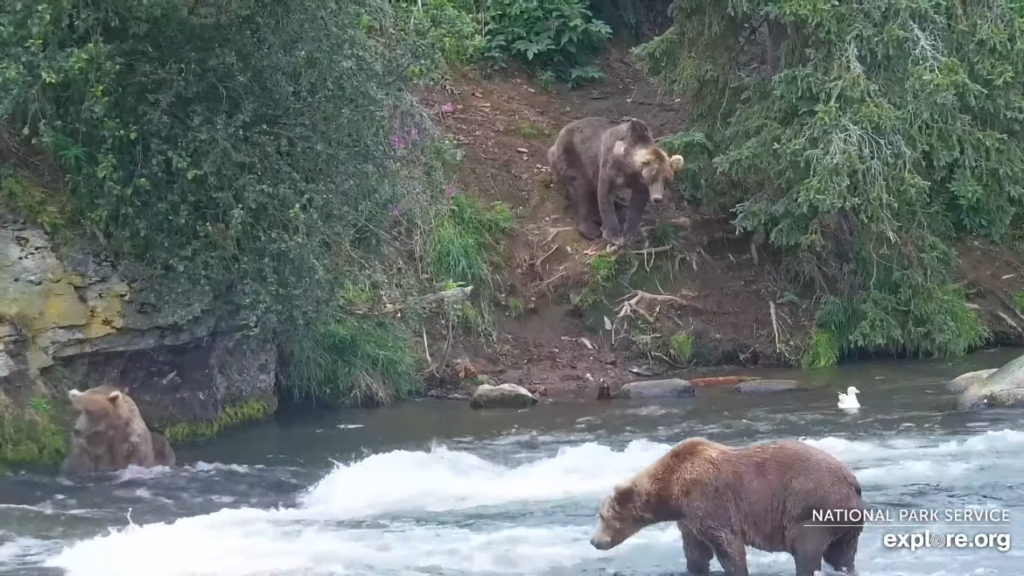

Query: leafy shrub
[[481, 0, 613, 85], [0, 0, 441, 332], [391, 0, 485, 82], [637, 0, 1019, 363]]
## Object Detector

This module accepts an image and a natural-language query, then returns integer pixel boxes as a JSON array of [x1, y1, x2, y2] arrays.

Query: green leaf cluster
[[638, 0, 1024, 362], [480, 0, 613, 84]]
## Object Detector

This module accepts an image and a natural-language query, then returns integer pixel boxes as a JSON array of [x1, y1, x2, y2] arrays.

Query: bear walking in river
[[547, 116, 684, 246], [590, 437, 863, 576]]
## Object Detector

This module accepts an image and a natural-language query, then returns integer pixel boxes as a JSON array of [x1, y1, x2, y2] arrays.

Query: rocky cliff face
[[0, 213, 277, 467]]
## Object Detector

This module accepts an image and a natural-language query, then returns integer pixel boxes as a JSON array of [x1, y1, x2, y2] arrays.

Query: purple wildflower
[[441, 102, 454, 114], [445, 184, 458, 198], [390, 134, 404, 149]]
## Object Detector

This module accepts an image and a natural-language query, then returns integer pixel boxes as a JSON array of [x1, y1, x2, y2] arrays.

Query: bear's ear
[[68, 389, 83, 401], [669, 154, 684, 171], [625, 118, 651, 138], [107, 390, 123, 404], [613, 483, 637, 505]]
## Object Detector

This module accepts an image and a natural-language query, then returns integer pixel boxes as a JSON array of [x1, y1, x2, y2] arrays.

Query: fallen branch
[[615, 289, 701, 324], [997, 311, 1022, 333], [422, 327, 437, 376], [536, 244, 559, 265], [543, 226, 574, 244], [631, 246, 672, 256]]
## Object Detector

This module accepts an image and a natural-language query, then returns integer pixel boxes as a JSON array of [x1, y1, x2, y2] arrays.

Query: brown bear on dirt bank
[[547, 116, 684, 245], [590, 437, 863, 576], [60, 384, 176, 475]]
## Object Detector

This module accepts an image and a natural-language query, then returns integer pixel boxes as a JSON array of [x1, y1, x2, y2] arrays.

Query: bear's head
[[590, 482, 650, 550], [636, 146, 684, 204], [612, 139, 684, 204], [68, 385, 135, 438]]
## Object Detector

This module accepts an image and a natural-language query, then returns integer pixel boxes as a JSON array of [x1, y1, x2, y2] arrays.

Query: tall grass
[[279, 315, 422, 408], [427, 193, 513, 286]]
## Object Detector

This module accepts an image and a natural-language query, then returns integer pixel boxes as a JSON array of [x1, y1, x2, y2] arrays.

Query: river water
[[2, 348, 1024, 575]]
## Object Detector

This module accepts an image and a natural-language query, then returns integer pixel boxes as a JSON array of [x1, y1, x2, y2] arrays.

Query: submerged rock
[[734, 380, 806, 394], [610, 378, 694, 399], [948, 368, 998, 393], [957, 354, 1024, 409], [469, 383, 538, 409]]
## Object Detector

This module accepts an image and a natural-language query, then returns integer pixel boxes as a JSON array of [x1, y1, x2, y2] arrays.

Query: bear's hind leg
[[677, 522, 713, 575], [792, 525, 830, 576], [823, 529, 859, 574], [708, 537, 748, 576]]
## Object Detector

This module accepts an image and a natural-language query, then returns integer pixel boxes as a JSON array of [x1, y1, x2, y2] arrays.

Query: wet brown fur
[[60, 384, 176, 475], [591, 437, 863, 576], [547, 117, 684, 245]]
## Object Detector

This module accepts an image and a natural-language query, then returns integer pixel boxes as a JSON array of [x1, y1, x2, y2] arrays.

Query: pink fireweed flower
[[441, 102, 454, 113]]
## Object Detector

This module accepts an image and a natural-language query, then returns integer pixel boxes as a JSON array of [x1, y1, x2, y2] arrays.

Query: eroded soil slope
[[415, 50, 1024, 397]]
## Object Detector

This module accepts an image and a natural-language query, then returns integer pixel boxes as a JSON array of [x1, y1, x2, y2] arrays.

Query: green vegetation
[[0, 395, 66, 467], [0, 0, 536, 415], [5, 0, 1023, 442], [667, 332, 694, 365], [428, 193, 514, 287], [479, 0, 612, 85], [163, 398, 275, 444], [637, 0, 1022, 366]]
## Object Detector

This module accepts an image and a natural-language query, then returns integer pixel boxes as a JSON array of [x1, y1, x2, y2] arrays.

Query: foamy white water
[[20, 430, 1022, 576]]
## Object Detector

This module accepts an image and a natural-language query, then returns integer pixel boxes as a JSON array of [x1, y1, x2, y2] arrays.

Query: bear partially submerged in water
[[61, 384, 176, 475], [590, 437, 863, 576], [547, 116, 684, 246]]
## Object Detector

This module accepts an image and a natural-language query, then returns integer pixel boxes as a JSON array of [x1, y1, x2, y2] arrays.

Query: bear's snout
[[590, 534, 611, 550]]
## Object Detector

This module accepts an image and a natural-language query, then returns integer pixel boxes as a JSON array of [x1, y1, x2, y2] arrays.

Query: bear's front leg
[[596, 171, 623, 245], [678, 521, 713, 574], [621, 186, 650, 245]]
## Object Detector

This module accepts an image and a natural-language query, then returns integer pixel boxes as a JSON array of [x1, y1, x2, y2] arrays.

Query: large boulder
[[733, 379, 806, 394], [957, 354, 1024, 409], [469, 383, 538, 409], [608, 378, 694, 399], [948, 368, 998, 393]]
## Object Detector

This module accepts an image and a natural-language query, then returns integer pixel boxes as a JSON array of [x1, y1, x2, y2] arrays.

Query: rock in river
[[469, 383, 538, 409], [948, 368, 998, 393], [957, 354, 1024, 409], [608, 378, 694, 399], [733, 379, 806, 394]]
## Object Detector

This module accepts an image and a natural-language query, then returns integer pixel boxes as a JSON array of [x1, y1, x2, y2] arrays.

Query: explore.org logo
[[806, 506, 1013, 553]]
